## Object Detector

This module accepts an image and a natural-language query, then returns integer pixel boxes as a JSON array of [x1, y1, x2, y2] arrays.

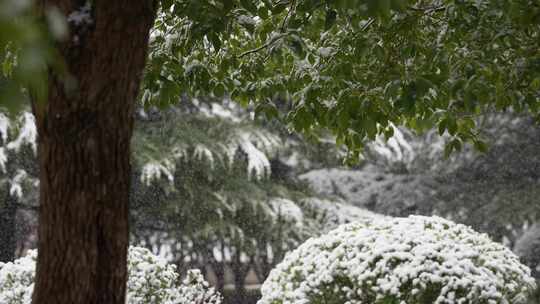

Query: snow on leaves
[[0, 250, 34, 304], [0, 111, 38, 199], [147, 0, 540, 161], [137, 105, 281, 186], [66, 2, 93, 27], [259, 216, 537, 304], [0, 112, 36, 157], [127, 247, 221, 304], [0, 112, 10, 143], [0, 247, 222, 304], [299, 197, 386, 234]]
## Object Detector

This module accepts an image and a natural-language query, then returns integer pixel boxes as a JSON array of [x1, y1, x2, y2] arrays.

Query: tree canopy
[[3, 0, 539, 158], [145, 0, 540, 159]]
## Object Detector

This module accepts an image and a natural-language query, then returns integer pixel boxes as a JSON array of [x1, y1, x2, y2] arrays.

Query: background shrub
[[0, 246, 221, 304]]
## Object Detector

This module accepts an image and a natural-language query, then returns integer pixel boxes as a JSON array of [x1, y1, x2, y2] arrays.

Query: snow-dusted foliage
[[5, 112, 36, 153], [300, 197, 385, 233], [227, 130, 278, 180], [0, 247, 222, 304], [269, 198, 304, 226], [0, 111, 38, 200], [140, 161, 175, 186], [370, 125, 415, 167], [514, 223, 540, 278], [0, 111, 37, 172], [299, 166, 436, 216], [259, 216, 536, 304], [127, 247, 221, 304], [135, 104, 281, 186], [0, 251, 35, 304], [0, 112, 10, 143]]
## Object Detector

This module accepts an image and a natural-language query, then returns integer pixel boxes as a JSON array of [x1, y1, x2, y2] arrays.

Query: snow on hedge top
[[259, 216, 537, 304], [0, 247, 221, 304]]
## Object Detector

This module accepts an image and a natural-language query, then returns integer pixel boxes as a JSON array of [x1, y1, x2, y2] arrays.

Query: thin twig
[[238, 33, 288, 58], [409, 5, 446, 14], [280, 0, 296, 32]]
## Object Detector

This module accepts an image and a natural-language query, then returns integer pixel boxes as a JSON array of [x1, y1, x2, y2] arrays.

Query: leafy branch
[[237, 33, 289, 58]]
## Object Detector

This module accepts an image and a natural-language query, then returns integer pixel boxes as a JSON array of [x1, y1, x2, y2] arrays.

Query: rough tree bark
[[31, 1, 156, 303]]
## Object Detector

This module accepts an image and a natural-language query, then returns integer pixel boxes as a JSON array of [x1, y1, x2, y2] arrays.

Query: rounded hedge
[[259, 216, 536, 304], [0, 246, 221, 304]]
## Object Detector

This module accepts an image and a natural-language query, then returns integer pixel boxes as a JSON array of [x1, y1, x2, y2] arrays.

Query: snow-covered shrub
[[259, 216, 537, 304], [0, 246, 221, 304], [0, 251, 35, 304]]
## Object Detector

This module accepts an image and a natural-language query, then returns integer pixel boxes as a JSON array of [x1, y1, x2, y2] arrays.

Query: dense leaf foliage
[[0, 111, 37, 201], [3, 0, 539, 156], [0, 0, 64, 111], [146, 0, 540, 159]]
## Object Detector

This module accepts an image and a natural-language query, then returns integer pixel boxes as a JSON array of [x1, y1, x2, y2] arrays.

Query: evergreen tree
[[0, 112, 38, 262]]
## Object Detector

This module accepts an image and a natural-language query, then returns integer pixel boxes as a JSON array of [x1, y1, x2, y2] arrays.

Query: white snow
[[270, 198, 304, 226], [199, 103, 242, 123], [371, 125, 414, 165], [67, 2, 93, 26], [141, 161, 175, 186], [0, 112, 10, 143], [0, 147, 7, 173], [237, 15, 256, 26], [139, 126, 280, 184], [259, 216, 536, 304], [318, 47, 334, 58], [300, 197, 385, 232], [9, 169, 27, 199], [228, 131, 274, 180], [0, 247, 222, 304], [6, 112, 37, 153], [193, 144, 215, 169]]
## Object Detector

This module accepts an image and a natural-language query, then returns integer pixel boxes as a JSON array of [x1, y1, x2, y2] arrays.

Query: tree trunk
[[31, 1, 156, 303], [231, 248, 249, 304], [0, 189, 16, 262]]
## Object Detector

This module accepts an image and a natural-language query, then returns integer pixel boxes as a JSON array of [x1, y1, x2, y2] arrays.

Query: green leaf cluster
[[0, 0, 65, 112], [145, 0, 540, 160]]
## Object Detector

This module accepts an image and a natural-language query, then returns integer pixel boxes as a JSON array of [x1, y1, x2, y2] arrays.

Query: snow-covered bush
[[0, 246, 221, 304], [259, 216, 537, 304], [0, 251, 35, 304]]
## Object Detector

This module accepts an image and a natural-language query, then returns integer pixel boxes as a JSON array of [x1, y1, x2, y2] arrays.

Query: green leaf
[[208, 33, 221, 51], [255, 100, 279, 119], [240, 0, 258, 15], [473, 139, 488, 153], [444, 141, 453, 159], [384, 126, 394, 139], [258, 6, 269, 19], [447, 117, 458, 136], [325, 10, 337, 31], [438, 117, 447, 135], [531, 77, 540, 90], [213, 82, 225, 97], [271, 2, 288, 14], [160, 0, 174, 10], [452, 138, 462, 151], [415, 77, 433, 96]]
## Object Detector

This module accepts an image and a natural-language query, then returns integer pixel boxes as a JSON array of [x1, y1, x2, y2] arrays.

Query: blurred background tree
[[128, 99, 377, 303]]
